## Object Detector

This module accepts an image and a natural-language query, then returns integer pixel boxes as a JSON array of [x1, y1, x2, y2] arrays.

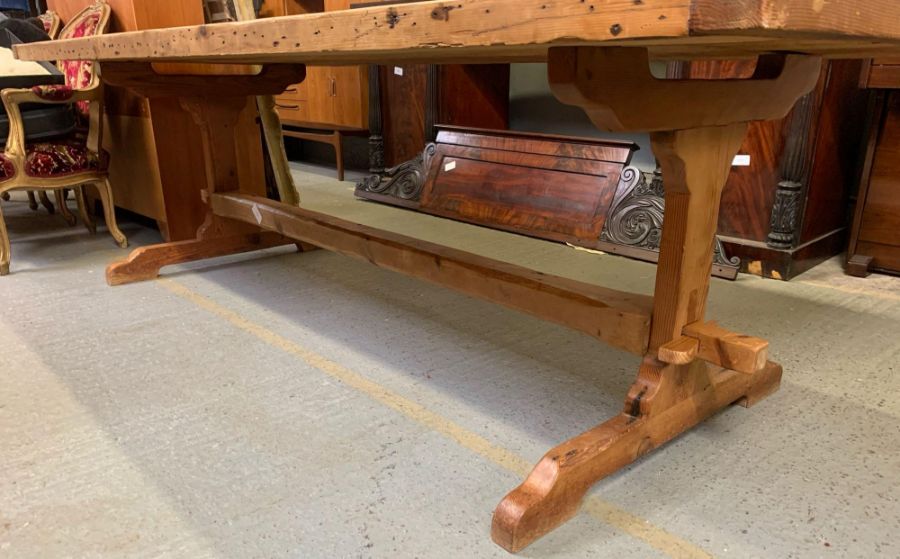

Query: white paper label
[[732, 154, 751, 167], [394, 66, 404, 76], [251, 204, 263, 224], [444, 160, 457, 172]]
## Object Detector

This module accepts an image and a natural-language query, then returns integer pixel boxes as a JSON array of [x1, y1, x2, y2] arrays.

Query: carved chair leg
[[93, 178, 127, 248], [75, 185, 97, 234], [55, 189, 76, 226], [1, 192, 9, 202], [26, 190, 39, 211], [39, 190, 55, 214], [0, 201, 10, 276]]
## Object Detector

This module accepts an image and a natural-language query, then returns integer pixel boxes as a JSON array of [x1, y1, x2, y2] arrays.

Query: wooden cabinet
[[376, 64, 511, 168], [264, 0, 368, 131], [274, 66, 367, 129], [847, 59, 900, 276]]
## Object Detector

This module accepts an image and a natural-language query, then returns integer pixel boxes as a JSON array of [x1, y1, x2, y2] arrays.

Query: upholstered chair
[[0, 1, 126, 275], [0, 10, 62, 214]]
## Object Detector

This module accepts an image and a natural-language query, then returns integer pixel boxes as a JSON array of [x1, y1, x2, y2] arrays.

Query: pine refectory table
[[16, 0, 900, 552]]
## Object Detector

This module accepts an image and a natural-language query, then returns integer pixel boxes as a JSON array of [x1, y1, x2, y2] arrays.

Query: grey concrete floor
[[1, 168, 899, 559]]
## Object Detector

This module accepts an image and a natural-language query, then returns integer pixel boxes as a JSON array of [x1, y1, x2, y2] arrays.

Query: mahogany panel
[[379, 64, 510, 167], [677, 59, 782, 243], [676, 58, 867, 277], [436, 128, 634, 163], [717, 120, 783, 242], [421, 149, 621, 242], [359, 127, 638, 247], [439, 64, 510, 130], [380, 64, 428, 166], [848, 89, 900, 276], [800, 59, 868, 243], [857, 91, 900, 272]]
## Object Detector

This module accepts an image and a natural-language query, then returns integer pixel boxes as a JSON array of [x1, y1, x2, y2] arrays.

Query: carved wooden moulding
[[356, 126, 739, 279]]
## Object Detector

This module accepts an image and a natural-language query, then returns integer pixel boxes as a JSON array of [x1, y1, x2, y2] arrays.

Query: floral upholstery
[[24, 141, 102, 178], [37, 14, 53, 33], [58, 4, 105, 118], [31, 84, 75, 102], [0, 153, 14, 183], [37, 11, 59, 36], [0, 4, 109, 181]]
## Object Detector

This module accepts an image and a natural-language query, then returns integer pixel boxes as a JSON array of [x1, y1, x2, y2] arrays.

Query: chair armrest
[[1, 84, 105, 158], [1, 84, 103, 106]]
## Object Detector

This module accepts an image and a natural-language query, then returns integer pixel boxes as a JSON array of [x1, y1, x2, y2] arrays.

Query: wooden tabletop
[[13, 0, 900, 65]]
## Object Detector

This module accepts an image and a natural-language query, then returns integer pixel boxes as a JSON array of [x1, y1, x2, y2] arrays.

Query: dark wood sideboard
[[847, 58, 900, 277], [674, 59, 868, 280], [351, 0, 510, 174]]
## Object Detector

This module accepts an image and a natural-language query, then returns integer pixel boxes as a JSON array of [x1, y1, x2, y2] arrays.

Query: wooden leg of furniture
[[491, 124, 758, 552], [55, 189, 76, 226], [846, 254, 873, 277], [282, 128, 345, 181], [92, 178, 127, 248], [106, 230, 297, 286], [0, 201, 9, 276], [75, 186, 97, 235], [487, 48, 822, 552], [39, 191, 55, 214], [334, 131, 344, 182], [493, 359, 781, 552], [257, 95, 300, 206], [0, 192, 8, 202]]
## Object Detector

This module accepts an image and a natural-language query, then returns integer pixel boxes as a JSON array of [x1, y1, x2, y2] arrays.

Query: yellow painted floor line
[[796, 279, 900, 303], [158, 277, 714, 559]]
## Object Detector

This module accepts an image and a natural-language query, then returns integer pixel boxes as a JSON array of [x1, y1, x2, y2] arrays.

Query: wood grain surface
[[16, 0, 900, 65]]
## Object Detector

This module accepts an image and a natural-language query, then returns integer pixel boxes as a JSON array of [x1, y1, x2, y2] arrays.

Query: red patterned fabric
[[31, 84, 74, 101], [58, 6, 104, 118], [0, 153, 14, 183], [24, 141, 101, 178], [38, 12, 56, 34]]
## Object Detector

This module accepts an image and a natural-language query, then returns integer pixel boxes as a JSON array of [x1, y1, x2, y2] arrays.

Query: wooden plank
[[683, 321, 768, 374], [690, 0, 900, 46], [106, 232, 297, 286], [15, 0, 900, 65], [210, 193, 654, 355], [657, 336, 698, 365]]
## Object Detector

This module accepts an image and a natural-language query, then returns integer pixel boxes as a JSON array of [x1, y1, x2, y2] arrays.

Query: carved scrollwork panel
[[356, 143, 437, 202], [600, 165, 740, 270]]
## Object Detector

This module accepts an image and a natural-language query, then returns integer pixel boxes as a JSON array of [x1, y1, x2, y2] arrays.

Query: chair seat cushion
[[0, 153, 13, 183], [25, 140, 100, 178]]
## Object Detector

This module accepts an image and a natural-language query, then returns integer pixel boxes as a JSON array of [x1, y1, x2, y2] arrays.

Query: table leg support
[[493, 358, 781, 552], [105, 231, 306, 286]]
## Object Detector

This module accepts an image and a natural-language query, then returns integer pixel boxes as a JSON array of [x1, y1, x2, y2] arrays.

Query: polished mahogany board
[[360, 126, 638, 245]]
